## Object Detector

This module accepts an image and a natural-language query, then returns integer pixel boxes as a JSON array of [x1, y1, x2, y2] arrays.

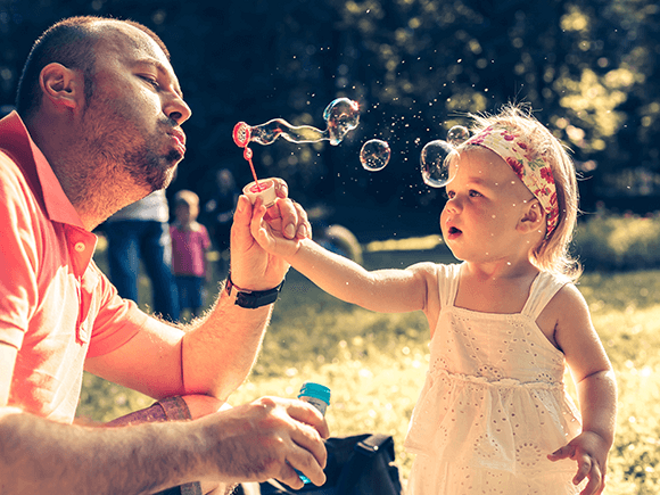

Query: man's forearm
[[181, 285, 274, 400], [0, 409, 207, 495]]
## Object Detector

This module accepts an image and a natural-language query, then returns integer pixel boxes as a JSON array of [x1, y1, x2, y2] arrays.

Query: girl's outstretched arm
[[547, 284, 617, 495], [249, 198, 437, 316]]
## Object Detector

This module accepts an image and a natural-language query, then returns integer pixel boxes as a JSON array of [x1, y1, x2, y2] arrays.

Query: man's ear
[[39, 63, 83, 111], [517, 199, 546, 235]]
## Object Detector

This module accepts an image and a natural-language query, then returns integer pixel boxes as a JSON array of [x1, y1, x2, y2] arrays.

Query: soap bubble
[[359, 139, 390, 171], [324, 98, 360, 145], [233, 98, 360, 148], [420, 140, 457, 188], [447, 125, 470, 146]]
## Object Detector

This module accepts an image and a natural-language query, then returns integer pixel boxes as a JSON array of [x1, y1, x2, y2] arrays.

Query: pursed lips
[[168, 128, 186, 152]]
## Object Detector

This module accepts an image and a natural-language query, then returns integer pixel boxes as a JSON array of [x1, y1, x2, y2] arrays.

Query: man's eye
[[141, 75, 159, 89]]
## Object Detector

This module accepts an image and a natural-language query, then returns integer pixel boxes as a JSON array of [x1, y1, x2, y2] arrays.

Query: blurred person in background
[[104, 189, 180, 322], [204, 168, 240, 278], [171, 189, 212, 320]]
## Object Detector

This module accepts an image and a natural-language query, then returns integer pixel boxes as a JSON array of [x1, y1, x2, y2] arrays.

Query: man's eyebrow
[[133, 58, 184, 98]]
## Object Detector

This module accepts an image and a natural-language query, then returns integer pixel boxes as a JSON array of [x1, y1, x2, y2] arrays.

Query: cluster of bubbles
[[233, 98, 472, 191], [420, 125, 470, 188], [359, 124, 470, 189]]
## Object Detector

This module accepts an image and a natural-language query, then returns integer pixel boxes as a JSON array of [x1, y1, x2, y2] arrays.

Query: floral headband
[[461, 124, 559, 237]]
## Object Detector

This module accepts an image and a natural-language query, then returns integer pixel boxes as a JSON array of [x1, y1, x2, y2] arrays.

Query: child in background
[[170, 190, 212, 319], [249, 104, 616, 495]]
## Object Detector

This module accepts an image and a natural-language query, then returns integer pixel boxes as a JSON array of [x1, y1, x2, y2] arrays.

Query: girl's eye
[[444, 190, 455, 199], [469, 190, 482, 198]]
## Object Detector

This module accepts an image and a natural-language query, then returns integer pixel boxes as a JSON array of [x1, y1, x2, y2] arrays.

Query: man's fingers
[[289, 422, 327, 470], [232, 196, 252, 232], [284, 448, 327, 487], [248, 200, 269, 242], [286, 400, 330, 439], [272, 178, 289, 199]]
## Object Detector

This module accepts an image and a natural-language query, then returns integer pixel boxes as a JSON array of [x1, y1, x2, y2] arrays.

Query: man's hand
[[199, 396, 329, 489], [229, 179, 310, 291]]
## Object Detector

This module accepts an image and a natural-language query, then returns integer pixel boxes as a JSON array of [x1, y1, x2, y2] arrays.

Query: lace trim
[[429, 366, 564, 390]]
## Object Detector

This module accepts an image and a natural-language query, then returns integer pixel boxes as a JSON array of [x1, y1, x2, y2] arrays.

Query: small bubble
[[447, 125, 470, 146], [360, 139, 391, 172]]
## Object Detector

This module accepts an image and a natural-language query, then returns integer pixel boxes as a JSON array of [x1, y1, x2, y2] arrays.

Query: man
[[0, 15, 326, 494]]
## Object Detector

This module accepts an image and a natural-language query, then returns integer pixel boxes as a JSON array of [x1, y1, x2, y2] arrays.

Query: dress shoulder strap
[[521, 271, 571, 319], [436, 262, 462, 308]]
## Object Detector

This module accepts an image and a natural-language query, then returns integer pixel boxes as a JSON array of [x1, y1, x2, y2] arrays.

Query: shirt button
[[74, 242, 86, 253]]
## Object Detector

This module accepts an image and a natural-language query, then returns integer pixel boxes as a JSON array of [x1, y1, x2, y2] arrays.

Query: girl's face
[[440, 147, 538, 264], [175, 202, 197, 224]]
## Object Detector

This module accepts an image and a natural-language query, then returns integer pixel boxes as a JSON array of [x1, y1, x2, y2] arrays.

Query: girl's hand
[[249, 196, 308, 260], [229, 179, 309, 291], [548, 431, 609, 495]]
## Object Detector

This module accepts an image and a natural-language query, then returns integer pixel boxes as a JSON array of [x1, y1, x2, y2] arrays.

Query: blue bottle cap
[[298, 381, 331, 405]]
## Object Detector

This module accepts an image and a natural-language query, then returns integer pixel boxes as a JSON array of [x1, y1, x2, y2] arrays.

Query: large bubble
[[420, 140, 457, 188], [323, 98, 360, 145]]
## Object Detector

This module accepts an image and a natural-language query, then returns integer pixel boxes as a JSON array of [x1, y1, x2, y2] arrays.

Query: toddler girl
[[170, 189, 211, 319], [249, 104, 616, 495]]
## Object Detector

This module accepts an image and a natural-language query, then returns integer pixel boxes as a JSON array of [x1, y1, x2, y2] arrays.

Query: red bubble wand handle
[[233, 122, 261, 188]]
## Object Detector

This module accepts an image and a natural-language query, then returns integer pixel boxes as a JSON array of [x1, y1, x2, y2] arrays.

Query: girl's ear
[[39, 63, 84, 111], [517, 199, 546, 235]]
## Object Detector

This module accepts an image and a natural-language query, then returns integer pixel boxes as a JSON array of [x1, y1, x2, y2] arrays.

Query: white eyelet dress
[[404, 263, 586, 494]]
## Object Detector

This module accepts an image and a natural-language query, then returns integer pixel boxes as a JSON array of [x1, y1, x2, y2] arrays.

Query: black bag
[[258, 433, 403, 495]]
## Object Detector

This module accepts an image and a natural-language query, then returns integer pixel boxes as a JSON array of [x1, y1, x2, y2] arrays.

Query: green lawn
[[80, 238, 660, 494]]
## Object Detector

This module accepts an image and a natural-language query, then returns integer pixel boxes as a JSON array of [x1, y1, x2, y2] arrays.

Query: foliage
[[574, 212, 660, 271], [580, 269, 660, 494], [1, 0, 659, 223], [82, 241, 660, 493]]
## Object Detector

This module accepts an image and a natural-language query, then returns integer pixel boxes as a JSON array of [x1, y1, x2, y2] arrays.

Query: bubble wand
[[232, 98, 360, 205]]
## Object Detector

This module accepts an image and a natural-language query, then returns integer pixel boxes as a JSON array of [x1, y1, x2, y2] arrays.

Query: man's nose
[[165, 94, 192, 125]]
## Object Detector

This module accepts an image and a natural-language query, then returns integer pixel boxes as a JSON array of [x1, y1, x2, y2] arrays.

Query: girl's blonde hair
[[466, 103, 581, 280]]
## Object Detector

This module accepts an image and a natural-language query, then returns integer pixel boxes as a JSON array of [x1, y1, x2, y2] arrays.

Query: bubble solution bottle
[[296, 382, 331, 484]]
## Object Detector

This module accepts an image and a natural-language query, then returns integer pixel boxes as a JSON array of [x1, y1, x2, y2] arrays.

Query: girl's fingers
[[548, 444, 574, 461]]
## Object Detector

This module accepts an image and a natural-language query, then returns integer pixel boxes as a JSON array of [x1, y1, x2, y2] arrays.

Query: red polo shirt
[[0, 111, 147, 423]]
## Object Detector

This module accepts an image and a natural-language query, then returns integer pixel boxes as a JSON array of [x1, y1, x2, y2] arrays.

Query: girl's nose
[[444, 196, 462, 214]]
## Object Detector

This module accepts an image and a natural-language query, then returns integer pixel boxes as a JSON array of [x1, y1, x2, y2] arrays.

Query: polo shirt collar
[[0, 111, 97, 276], [0, 111, 86, 229]]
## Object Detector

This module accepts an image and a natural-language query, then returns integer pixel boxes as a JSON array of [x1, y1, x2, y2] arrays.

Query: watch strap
[[225, 274, 285, 309]]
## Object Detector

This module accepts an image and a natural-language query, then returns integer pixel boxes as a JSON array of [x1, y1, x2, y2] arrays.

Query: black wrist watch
[[225, 273, 285, 309]]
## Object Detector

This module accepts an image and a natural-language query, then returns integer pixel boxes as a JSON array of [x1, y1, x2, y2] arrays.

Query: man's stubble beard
[[123, 145, 181, 192]]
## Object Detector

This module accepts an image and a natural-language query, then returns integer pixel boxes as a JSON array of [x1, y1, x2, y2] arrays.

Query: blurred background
[[1, 0, 658, 242]]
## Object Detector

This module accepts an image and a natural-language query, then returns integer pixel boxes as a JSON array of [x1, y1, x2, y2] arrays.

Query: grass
[[81, 237, 660, 494]]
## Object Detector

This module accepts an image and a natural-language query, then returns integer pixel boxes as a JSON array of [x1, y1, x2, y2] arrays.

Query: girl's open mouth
[[445, 226, 462, 240]]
